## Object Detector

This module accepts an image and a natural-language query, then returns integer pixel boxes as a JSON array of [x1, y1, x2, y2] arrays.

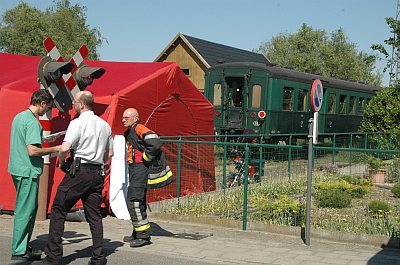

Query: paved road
[[1, 213, 400, 265]]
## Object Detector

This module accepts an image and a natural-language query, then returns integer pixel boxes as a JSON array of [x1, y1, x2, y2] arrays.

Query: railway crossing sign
[[39, 37, 105, 111], [310, 79, 323, 112], [41, 37, 89, 111]]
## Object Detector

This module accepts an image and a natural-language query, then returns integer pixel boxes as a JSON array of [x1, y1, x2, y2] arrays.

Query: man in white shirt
[[36, 91, 113, 265]]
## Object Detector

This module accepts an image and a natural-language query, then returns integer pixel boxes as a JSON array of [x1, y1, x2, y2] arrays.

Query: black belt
[[80, 163, 101, 169]]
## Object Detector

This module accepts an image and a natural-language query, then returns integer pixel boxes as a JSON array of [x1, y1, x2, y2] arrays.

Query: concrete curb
[[150, 212, 400, 249]]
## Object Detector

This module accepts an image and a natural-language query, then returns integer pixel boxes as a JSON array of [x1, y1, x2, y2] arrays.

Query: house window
[[283, 87, 294, 111], [298, 89, 308, 112], [328, 93, 336, 114], [349, 96, 356, 114], [213, 83, 221, 106], [339, 95, 347, 114], [181, 68, 190, 76], [252, 85, 261, 108]]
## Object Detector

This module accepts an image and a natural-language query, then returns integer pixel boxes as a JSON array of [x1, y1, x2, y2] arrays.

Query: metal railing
[[151, 132, 400, 235]]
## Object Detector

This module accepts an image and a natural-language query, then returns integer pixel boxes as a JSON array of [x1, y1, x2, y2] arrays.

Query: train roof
[[207, 62, 381, 93]]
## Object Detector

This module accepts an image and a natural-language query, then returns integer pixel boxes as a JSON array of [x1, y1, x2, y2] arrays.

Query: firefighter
[[121, 108, 173, 247]]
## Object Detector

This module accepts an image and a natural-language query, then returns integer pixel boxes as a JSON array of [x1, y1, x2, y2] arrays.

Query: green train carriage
[[204, 62, 380, 137]]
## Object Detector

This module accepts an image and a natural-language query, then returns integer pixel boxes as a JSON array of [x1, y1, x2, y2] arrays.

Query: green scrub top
[[8, 110, 44, 178]]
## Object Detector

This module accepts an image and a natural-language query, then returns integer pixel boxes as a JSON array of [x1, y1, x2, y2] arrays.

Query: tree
[[254, 24, 382, 87], [362, 17, 400, 135], [0, 0, 103, 59], [371, 17, 400, 85], [361, 85, 400, 132]]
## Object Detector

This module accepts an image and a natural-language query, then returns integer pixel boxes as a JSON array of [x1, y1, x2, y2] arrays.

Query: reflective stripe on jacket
[[146, 152, 174, 189]]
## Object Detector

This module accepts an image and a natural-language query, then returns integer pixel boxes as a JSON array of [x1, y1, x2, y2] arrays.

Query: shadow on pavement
[[62, 238, 123, 264], [367, 237, 400, 264], [150, 222, 212, 240], [29, 231, 124, 264]]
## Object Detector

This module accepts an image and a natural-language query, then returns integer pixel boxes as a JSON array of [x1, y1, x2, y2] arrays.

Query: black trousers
[[127, 163, 150, 239], [44, 165, 105, 265]]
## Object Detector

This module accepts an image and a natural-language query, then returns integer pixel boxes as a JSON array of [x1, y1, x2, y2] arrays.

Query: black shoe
[[123, 231, 136, 242], [31, 258, 59, 264], [11, 254, 41, 261], [87, 258, 107, 265], [27, 245, 43, 256], [130, 237, 151, 248], [11, 247, 42, 261], [123, 235, 134, 242]]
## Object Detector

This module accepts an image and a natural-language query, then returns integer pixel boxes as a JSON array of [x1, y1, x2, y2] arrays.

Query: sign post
[[305, 79, 323, 246]]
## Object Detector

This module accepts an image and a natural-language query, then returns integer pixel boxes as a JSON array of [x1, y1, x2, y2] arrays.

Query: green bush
[[367, 200, 391, 218], [349, 186, 370, 198], [367, 156, 385, 170], [314, 178, 371, 199], [314, 179, 353, 191], [340, 175, 361, 185], [315, 189, 352, 208], [249, 195, 306, 226], [391, 183, 400, 198], [214, 146, 224, 157]]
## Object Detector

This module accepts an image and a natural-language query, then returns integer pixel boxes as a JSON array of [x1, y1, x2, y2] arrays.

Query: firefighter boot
[[123, 231, 136, 242], [129, 237, 151, 247]]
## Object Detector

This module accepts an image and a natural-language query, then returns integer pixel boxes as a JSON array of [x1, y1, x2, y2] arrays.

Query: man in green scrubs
[[8, 89, 61, 261]]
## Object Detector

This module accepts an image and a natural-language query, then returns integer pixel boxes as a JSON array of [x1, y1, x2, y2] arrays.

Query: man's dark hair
[[31, 89, 53, 106]]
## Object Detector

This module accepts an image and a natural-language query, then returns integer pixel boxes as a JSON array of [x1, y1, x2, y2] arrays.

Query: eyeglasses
[[122, 115, 137, 120]]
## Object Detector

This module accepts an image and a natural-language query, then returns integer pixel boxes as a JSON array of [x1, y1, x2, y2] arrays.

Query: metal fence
[[154, 133, 400, 236]]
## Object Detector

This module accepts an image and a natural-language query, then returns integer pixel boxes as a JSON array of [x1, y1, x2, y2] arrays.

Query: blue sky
[[0, 0, 396, 86]]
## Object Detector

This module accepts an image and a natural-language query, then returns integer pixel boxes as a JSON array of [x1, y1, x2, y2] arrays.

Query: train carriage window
[[328, 93, 336, 113], [358, 97, 364, 115], [339, 95, 347, 114], [298, 89, 308, 112], [226, 77, 244, 107], [283, 87, 294, 111], [252, 85, 261, 108], [349, 96, 356, 114], [213, 83, 222, 106]]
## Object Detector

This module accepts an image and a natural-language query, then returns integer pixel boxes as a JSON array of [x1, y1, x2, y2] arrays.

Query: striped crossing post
[[37, 37, 89, 220], [37, 84, 52, 220]]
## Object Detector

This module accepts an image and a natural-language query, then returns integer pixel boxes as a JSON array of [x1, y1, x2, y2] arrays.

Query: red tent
[[0, 52, 215, 213]]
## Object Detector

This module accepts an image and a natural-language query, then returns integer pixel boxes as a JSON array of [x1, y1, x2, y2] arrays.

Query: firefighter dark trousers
[[44, 164, 105, 265], [127, 163, 150, 239]]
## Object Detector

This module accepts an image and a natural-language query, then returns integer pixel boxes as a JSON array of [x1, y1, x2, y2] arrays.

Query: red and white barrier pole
[[35, 38, 89, 220], [37, 85, 52, 221]]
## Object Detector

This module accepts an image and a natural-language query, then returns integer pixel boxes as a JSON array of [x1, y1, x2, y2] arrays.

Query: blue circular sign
[[311, 79, 323, 112]]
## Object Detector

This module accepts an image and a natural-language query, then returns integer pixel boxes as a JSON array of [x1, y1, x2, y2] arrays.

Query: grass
[[164, 148, 399, 237], [162, 174, 400, 238]]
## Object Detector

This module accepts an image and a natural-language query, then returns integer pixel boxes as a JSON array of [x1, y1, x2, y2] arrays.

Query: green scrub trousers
[[11, 175, 39, 255]]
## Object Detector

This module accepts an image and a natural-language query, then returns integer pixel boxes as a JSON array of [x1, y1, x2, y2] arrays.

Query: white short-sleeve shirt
[[63, 111, 113, 164]]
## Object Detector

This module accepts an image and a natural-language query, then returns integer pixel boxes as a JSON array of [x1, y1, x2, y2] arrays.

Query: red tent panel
[[0, 52, 215, 213]]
